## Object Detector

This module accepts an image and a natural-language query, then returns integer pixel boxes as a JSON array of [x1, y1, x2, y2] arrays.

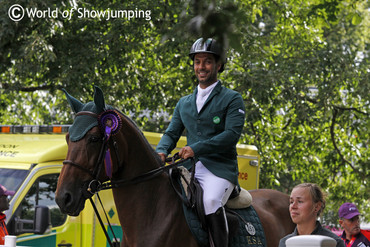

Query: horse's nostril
[[64, 192, 72, 206], [57, 191, 73, 210]]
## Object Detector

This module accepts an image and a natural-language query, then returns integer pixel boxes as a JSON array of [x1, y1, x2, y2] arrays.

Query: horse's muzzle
[[55, 187, 86, 216]]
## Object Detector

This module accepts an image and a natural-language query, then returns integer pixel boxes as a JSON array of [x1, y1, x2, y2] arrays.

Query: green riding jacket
[[156, 81, 246, 185]]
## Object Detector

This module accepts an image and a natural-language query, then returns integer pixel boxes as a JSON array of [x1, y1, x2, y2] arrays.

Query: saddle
[[173, 166, 252, 209], [169, 165, 263, 247]]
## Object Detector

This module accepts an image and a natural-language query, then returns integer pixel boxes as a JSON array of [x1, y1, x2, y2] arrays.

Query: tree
[[0, 0, 368, 225], [0, 0, 193, 125]]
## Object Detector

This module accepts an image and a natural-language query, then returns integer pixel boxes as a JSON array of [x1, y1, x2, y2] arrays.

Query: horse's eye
[[89, 135, 101, 143]]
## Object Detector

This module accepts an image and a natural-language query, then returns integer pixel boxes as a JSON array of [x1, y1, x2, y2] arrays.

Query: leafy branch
[[330, 108, 366, 180]]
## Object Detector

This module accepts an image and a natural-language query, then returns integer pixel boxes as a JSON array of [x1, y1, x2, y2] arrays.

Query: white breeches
[[194, 161, 235, 215]]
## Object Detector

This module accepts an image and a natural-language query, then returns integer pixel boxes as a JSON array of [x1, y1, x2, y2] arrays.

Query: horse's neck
[[112, 173, 186, 246], [113, 121, 173, 213], [118, 116, 161, 176], [112, 116, 189, 243]]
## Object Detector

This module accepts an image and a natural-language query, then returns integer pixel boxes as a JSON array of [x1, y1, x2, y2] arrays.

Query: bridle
[[62, 110, 188, 195]]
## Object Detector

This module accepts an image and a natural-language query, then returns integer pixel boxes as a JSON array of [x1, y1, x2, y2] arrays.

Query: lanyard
[[0, 221, 8, 235], [346, 236, 356, 247]]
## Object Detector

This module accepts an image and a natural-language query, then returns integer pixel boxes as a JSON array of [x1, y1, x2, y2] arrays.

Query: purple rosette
[[98, 110, 122, 179], [98, 110, 122, 140]]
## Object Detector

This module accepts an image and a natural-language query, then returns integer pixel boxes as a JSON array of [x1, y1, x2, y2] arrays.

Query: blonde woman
[[279, 183, 345, 247]]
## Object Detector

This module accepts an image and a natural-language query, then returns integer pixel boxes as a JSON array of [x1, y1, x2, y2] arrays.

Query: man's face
[[0, 195, 10, 212], [193, 53, 221, 88], [339, 215, 361, 239]]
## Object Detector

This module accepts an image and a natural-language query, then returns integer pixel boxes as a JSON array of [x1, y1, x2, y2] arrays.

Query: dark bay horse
[[55, 87, 295, 247]]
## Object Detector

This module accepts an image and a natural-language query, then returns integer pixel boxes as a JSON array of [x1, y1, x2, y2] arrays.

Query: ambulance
[[0, 125, 260, 247]]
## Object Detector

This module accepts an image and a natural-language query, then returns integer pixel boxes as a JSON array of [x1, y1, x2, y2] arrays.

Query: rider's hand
[[157, 153, 166, 162], [179, 146, 194, 160]]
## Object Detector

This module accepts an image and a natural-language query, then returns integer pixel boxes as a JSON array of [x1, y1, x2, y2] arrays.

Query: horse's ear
[[63, 88, 84, 113], [93, 86, 106, 112]]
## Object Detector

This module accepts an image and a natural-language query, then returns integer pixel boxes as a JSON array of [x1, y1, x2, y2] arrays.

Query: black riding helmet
[[189, 38, 226, 73]]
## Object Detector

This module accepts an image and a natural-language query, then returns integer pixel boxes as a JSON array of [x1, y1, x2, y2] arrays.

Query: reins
[[99, 153, 190, 190]]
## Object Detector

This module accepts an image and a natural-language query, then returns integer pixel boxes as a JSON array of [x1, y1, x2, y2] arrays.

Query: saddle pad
[[229, 206, 267, 247], [182, 195, 267, 247]]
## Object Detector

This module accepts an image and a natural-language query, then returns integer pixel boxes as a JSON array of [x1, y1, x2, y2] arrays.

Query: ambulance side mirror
[[34, 205, 51, 234]]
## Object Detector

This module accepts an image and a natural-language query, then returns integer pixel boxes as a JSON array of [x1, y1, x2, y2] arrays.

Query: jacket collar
[[293, 221, 322, 235], [193, 81, 221, 98], [192, 81, 222, 114]]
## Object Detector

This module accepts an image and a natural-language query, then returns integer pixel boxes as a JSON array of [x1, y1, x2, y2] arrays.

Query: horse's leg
[[250, 189, 295, 247]]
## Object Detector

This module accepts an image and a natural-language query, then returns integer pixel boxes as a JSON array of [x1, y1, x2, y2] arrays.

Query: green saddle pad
[[182, 195, 267, 247]]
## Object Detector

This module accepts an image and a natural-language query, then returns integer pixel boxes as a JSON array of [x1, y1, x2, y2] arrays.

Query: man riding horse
[[57, 39, 295, 247], [156, 38, 250, 247]]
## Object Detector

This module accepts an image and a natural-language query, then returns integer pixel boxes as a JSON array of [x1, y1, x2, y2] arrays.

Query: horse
[[55, 86, 295, 247]]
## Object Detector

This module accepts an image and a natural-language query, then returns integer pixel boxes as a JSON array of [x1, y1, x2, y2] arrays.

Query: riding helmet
[[189, 38, 226, 73]]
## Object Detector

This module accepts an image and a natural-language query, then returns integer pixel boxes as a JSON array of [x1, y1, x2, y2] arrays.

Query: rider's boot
[[206, 207, 228, 247]]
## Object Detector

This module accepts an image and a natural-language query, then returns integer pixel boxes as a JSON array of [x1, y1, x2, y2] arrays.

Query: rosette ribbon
[[98, 110, 122, 179]]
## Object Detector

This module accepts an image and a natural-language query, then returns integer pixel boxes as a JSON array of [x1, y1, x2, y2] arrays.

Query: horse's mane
[[115, 108, 163, 166]]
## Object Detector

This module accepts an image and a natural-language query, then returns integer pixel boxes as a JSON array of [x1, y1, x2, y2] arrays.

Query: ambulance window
[[0, 168, 29, 195], [19, 174, 67, 227]]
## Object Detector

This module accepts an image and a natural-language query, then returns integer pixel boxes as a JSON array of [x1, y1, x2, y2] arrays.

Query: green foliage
[[0, 0, 368, 226]]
